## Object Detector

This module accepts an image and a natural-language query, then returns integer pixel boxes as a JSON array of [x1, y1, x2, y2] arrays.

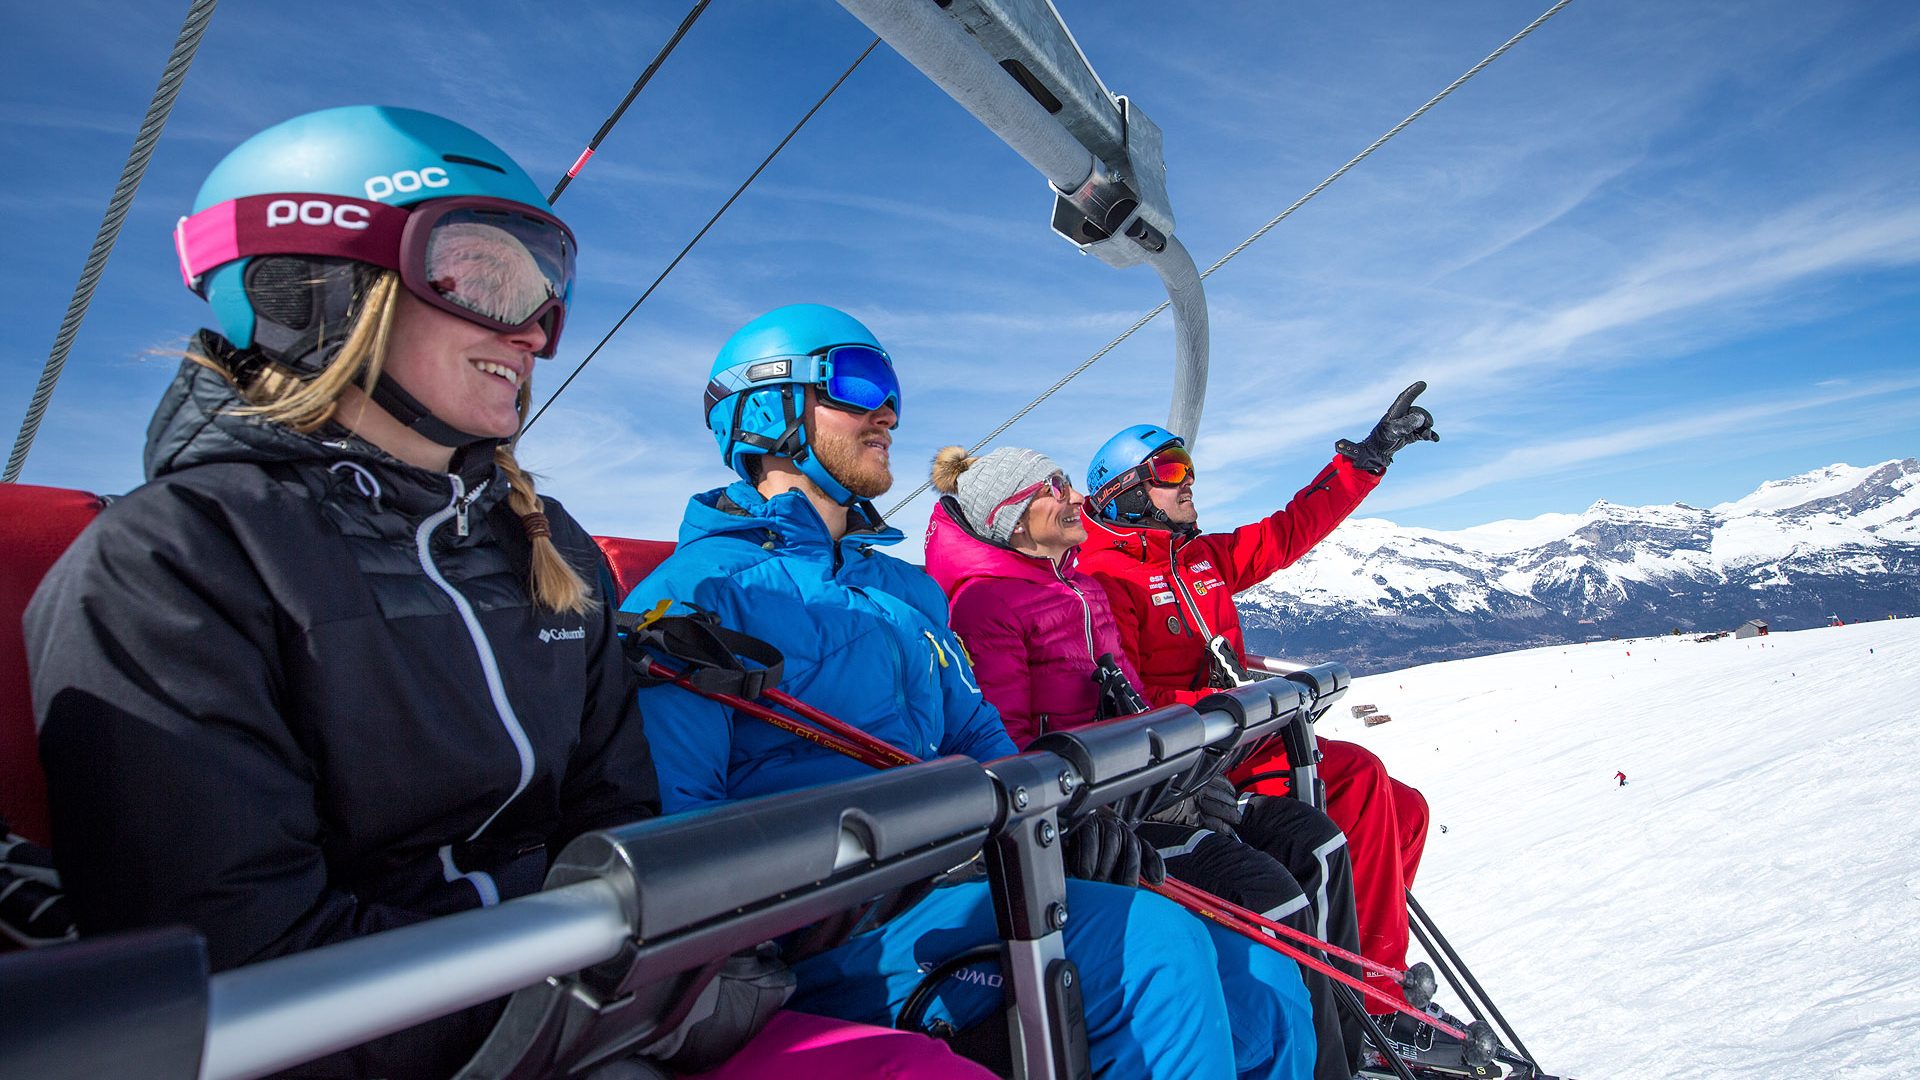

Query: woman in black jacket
[[25, 104, 649, 1077], [24, 106, 987, 1079]]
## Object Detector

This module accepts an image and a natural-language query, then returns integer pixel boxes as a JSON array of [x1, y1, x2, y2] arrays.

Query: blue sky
[[3, 0, 1916, 544]]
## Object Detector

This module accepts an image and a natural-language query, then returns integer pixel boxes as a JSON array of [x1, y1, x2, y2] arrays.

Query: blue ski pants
[[789, 878, 1315, 1080]]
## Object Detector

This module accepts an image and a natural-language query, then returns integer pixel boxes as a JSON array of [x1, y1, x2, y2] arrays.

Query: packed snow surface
[[1327, 618, 1920, 1079]]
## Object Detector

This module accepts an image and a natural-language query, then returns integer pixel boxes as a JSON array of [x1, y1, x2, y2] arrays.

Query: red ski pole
[[643, 660, 903, 769], [1153, 873, 1423, 987], [647, 658, 1463, 1037]]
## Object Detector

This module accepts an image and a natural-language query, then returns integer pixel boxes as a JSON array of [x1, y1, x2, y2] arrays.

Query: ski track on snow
[[1324, 619, 1920, 1079]]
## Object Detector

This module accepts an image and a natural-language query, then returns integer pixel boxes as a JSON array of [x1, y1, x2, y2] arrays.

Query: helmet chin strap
[[369, 375, 498, 449], [1107, 484, 1199, 536], [772, 385, 859, 507]]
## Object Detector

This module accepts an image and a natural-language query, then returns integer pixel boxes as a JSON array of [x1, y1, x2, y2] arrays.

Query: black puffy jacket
[[26, 339, 660, 1077]]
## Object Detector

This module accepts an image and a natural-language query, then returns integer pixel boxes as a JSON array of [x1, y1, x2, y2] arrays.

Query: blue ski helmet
[[704, 304, 901, 506], [181, 105, 566, 359], [1086, 423, 1184, 522]]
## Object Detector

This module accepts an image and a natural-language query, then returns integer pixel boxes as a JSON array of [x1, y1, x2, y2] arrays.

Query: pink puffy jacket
[[924, 500, 1142, 748]]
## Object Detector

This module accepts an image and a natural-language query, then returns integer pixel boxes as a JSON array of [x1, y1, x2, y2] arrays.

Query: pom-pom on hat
[[932, 445, 1063, 546]]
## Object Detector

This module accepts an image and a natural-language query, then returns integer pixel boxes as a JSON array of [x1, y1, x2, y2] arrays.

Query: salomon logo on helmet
[[705, 303, 900, 507]]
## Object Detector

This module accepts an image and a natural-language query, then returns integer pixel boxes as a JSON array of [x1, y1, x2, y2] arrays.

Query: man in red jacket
[[1078, 383, 1439, 1015]]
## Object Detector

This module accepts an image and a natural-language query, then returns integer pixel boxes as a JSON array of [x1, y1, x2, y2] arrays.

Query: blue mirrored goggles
[[724, 344, 902, 420]]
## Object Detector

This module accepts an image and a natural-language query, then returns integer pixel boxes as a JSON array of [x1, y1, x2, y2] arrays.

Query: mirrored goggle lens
[[1147, 447, 1194, 486], [422, 207, 574, 328], [821, 344, 902, 419]]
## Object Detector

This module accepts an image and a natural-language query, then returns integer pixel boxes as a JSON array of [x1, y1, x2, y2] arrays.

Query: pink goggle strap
[[174, 194, 409, 293]]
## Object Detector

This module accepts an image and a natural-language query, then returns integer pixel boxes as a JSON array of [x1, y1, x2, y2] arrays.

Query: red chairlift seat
[[592, 534, 676, 607], [1, 484, 108, 848]]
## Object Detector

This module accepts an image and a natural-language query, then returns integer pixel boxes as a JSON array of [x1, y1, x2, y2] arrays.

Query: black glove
[[1147, 776, 1244, 835], [1063, 808, 1167, 888], [1336, 381, 1439, 474]]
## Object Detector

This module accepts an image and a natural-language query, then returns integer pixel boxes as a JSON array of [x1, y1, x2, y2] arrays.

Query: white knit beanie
[[931, 445, 1063, 545]]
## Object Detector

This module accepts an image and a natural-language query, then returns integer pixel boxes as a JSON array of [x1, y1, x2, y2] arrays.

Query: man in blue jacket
[[624, 304, 1315, 1080]]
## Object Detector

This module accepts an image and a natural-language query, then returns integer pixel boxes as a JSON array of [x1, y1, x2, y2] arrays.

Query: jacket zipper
[[1052, 562, 1098, 664], [418, 474, 534, 841], [1166, 535, 1216, 641]]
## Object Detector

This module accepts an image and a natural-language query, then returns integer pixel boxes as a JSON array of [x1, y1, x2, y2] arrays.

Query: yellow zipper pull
[[924, 630, 949, 668]]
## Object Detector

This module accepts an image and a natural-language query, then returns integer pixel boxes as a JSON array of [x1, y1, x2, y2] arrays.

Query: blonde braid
[[497, 379, 595, 615], [494, 446, 596, 615]]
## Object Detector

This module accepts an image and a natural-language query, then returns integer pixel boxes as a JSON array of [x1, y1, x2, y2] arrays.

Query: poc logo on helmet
[[363, 167, 451, 201], [265, 199, 371, 230]]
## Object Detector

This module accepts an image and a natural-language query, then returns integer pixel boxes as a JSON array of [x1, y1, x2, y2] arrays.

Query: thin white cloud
[[1365, 377, 1920, 513]]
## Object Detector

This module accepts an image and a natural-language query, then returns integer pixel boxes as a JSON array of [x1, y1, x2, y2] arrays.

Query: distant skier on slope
[[1615, 771, 1628, 787]]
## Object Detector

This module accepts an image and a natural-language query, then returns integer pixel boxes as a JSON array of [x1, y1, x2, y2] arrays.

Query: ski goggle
[[711, 343, 903, 420], [1091, 445, 1194, 508], [1142, 446, 1195, 487], [175, 194, 576, 357]]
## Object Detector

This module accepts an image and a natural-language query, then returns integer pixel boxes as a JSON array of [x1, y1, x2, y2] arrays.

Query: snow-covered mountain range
[[1237, 458, 1920, 674]]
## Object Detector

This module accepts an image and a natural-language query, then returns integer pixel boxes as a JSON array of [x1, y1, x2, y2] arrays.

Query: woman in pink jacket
[[923, 445, 1372, 1080], [923, 445, 1136, 745]]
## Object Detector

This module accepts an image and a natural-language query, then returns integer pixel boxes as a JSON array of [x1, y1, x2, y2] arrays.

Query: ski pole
[[642, 660, 906, 768], [1153, 873, 1435, 997], [647, 658, 1473, 1040], [756, 681, 922, 767], [1151, 877, 1447, 1027], [737, 678, 1443, 1005], [1146, 878, 1489, 1059], [1407, 889, 1536, 1070]]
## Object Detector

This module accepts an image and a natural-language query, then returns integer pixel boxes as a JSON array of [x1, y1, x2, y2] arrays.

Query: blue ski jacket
[[623, 482, 1016, 811]]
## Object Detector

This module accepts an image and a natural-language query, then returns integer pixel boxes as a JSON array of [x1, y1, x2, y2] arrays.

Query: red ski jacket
[[1078, 454, 1379, 707]]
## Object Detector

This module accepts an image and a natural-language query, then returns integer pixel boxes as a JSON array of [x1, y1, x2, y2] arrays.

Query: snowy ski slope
[[1327, 618, 1920, 1078]]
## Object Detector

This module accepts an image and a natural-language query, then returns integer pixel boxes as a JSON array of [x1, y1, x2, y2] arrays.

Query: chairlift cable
[[523, 37, 882, 435], [3, 0, 220, 484], [547, 0, 713, 205], [884, 0, 1576, 517]]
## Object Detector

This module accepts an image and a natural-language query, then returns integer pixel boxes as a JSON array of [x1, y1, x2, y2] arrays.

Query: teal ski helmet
[[704, 304, 902, 506], [1086, 423, 1189, 525], [174, 105, 577, 446]]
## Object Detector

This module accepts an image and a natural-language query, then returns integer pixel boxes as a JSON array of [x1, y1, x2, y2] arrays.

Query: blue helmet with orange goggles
[[176, 106, 574, 371], [1085, 423, 1192, 525], [705, 304, 902, 506]]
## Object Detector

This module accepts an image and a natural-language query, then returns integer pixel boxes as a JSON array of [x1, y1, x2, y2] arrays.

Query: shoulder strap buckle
[[618, 605, 785, 699]]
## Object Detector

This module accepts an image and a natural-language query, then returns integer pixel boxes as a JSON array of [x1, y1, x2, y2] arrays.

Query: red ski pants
[[1232, 736, 1428, 1013]]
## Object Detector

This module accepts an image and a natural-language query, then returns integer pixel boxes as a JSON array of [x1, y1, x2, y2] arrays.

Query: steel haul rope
[[884, 0, 1577, 517], [524, 37, 882, 434], [4, 0, 220, 484]]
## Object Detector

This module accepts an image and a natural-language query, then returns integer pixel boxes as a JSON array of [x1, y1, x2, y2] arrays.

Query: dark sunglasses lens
[[423, 208, 574, 325], [823, 345, 901, 417]]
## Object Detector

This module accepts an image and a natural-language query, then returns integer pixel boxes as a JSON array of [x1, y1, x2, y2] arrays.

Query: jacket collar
[[144, 336, 507, 520], [681, 480, 905, 560], [1082, 513, 1184, 567]]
